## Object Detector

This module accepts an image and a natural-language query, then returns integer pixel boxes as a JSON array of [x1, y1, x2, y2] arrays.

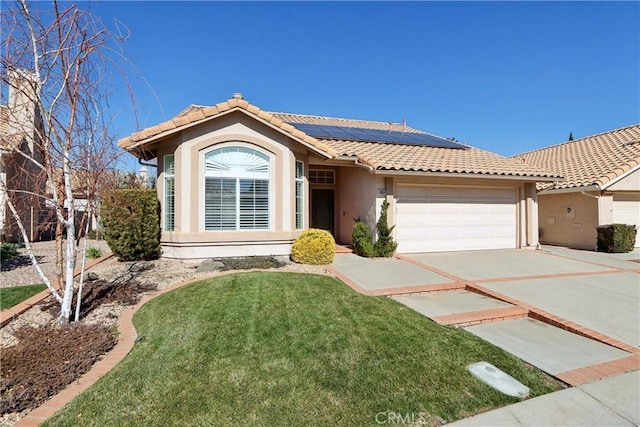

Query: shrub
[[215, 256, 286, 271], [86, 247, 103, 259], [1, 243, 19, 262], [374, 199, 398, 257], [101, 189, 160, 261], [291, 228, 335, 265], [596, 224, 637, 253], [352, 220, 375, 258]]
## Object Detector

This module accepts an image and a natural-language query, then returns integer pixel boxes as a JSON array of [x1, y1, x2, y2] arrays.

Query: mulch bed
[[1, 272, 158, 415]]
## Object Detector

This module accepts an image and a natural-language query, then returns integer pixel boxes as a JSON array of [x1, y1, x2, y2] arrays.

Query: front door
[[311, 189, 334, 235]]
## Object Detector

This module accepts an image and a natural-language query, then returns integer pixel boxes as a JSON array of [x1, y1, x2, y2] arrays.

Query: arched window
[[203, 146, 270, 230]]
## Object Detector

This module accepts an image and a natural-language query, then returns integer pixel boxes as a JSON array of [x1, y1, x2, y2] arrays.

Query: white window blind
[[164, 154, 175, 232], [204, 147, 270, 231], [295, 161, 304, 230]]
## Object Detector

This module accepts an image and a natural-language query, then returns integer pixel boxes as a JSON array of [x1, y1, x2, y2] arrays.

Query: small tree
[[374, 200, 398, 257], [1, 1, 131, 323], [101, 189, 160, 261]]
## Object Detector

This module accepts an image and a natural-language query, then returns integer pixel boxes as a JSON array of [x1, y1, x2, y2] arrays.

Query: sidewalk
[[450, 371, 639, 426]]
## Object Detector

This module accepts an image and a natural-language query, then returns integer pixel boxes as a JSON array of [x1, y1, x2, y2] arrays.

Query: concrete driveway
[[332, 246, 639, 378], [332, 246, 639, 425], [331, 253, 453, 292]]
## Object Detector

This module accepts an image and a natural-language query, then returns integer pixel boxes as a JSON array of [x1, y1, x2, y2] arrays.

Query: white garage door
[[612, 194, 640, 247], [396, 186, 517, 253]]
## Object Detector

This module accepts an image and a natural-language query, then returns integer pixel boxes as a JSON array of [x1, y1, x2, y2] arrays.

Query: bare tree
[[1, 1, 127, 323]]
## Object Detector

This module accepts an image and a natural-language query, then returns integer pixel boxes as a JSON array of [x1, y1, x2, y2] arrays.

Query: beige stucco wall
[[151, 111, 541, 257], [606, 168, 640, 191], [538, 192, 599, 250], [155, 112, 311, 258], [335, 167, 382, 244]]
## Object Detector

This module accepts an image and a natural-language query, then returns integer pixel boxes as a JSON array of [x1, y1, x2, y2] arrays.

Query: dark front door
[[311, 189, 334, 235]]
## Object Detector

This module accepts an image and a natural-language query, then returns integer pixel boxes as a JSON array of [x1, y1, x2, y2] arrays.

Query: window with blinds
[[164, 154, 175, 231], [204, 147, 270, 231], [295, 161, 304, 229]]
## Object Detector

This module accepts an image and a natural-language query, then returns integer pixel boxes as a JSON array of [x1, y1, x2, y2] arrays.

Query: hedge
[[596, 224, 637, 253], [101, 189, 161, 261]]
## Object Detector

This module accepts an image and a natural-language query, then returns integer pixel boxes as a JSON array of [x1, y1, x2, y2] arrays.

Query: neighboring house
[[0, 69, 44, 242], [516, 124, 640, 249], [119, 94, 559, 259]]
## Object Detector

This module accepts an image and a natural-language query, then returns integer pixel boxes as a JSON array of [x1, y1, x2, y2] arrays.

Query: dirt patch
[[40, 278, 157, 320], [1, 266, 158, 416], [1, 324, 117, 414]]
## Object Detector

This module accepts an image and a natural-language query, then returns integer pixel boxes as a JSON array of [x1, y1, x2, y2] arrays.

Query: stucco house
[[119, 94, 559, 259], [516, 124, 640, 249], [0, 70, 44, 242]]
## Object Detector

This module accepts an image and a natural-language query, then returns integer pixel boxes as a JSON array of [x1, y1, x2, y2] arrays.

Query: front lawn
[[46, 272, 560, 426], [0, 284, 47, 310]]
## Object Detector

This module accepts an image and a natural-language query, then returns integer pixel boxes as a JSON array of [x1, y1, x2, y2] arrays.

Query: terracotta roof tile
[[516, 124, 640, 190], [270, 112, 558, 178], [322, 139, 556, 178], [118, 97, 559, 180]]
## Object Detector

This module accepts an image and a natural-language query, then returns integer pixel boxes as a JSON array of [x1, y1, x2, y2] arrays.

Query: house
[[118, 94, 559, 259], [0, 70, 45, 242], [516, 124, 640, 249]]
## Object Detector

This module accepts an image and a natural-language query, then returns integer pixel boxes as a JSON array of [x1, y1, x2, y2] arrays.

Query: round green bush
[[291, 229, 335, 265]]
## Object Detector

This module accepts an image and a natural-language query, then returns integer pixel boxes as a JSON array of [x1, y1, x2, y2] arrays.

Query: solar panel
[[288, 122, 466, 149]]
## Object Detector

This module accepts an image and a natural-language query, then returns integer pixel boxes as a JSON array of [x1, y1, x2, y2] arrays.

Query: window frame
[[309, 169, 335, 185], [295, 160, 304, 230], [200, 144, 273, 232], [163, 154, 175, 232]]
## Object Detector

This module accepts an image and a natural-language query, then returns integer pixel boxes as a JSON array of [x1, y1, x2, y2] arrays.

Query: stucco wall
[[335, 167, 381, 245], [538, 192, 599, 250], [155, 111, 312, 258], [607, 169, 640, 191]]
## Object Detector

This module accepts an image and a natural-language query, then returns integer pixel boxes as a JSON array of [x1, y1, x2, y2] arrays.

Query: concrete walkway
[[334, 246, 640, 425], [450, 371, 639, 426]]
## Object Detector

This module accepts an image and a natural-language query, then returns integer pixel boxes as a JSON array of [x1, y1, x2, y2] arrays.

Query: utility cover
[[467, 362, 530, 398]]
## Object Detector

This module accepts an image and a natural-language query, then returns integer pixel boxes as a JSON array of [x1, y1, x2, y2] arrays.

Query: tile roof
[[119, 95, 560, 180], [118, 97, 337, 159], [515, 124, 640, 190], [269, 112, 557, 177]]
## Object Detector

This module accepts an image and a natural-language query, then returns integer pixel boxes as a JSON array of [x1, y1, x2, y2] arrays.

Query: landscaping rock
[[87, 272, 99, 281], [128, 262, 154, 273], [197, 259, 224, 272]]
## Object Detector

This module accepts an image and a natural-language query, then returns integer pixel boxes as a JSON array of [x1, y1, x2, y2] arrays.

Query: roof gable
[[118, 98, 336, 159], [515, 124, 640, 191]]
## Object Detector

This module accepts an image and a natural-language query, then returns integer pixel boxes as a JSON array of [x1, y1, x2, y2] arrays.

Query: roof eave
[[600, 163, 640, 190], [373, 169, 562, 182], [539, 184, 601, 195], [120, 107, 334, 160]]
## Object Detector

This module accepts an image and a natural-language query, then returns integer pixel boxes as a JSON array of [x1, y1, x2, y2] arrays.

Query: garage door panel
[[396, 186, 517, 253]]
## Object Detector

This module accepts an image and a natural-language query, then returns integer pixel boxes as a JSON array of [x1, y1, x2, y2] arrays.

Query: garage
[[396, 186, 517, 253], [612, 193, 640, 247]]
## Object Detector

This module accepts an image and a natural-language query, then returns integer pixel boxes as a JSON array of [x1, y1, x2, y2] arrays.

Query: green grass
[[0, 284, 47, 310], [46, 272, 561, 426]]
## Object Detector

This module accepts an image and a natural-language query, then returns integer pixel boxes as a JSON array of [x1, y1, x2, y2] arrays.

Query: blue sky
[[86, 1, 639, 171]]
